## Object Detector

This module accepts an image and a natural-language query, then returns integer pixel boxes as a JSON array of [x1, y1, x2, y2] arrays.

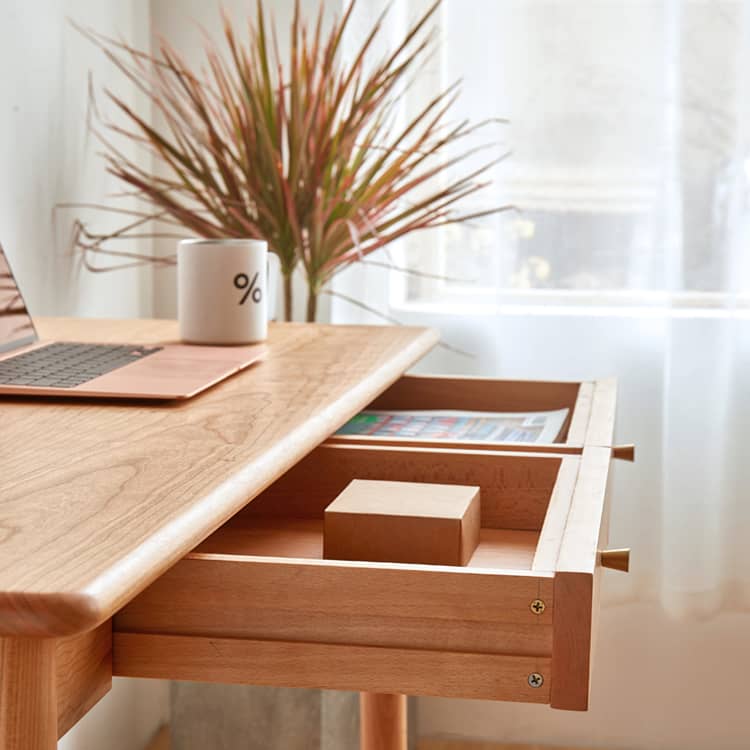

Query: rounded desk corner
[[0, 590, 107, 638]]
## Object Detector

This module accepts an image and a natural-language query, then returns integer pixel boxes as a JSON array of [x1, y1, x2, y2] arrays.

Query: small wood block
[[323, 479, 480, 566]]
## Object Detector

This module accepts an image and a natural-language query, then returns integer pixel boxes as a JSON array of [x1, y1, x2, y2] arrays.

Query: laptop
[[0, 243, 266, 399]]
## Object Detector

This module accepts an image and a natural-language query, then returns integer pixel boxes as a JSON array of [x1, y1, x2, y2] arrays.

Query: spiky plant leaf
[[71, 1, 510, 321]]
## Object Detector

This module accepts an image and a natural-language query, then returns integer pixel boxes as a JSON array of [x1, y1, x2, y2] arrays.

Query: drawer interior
[[115, 446, 573, 665], [327, 374, 603, 448], [113, 446, 611, 708], [370, 374, 583, 416], [205, 443, 576, 572]]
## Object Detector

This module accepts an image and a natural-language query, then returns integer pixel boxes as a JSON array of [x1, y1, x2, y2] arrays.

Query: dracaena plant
[[72, 0, 508, 321]]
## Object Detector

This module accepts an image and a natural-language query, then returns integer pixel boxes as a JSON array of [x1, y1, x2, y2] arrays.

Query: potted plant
[[72, 0, 507, 321]]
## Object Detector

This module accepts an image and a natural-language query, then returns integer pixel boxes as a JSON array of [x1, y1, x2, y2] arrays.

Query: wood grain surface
[[112, 632, 552, 703], [331, 374, 618, 454], [0, 637, 57, 749], [240, 443, 562, 530], [114, 553, 554, 656], [55, 622, 112, 738], [550, 447, 611, 711], [586, 379, 617, 447], [360, 693, 407, 750], [191, 510, 540, 570], [564, 382, 593, 446], [367, 375, 585, 450], [531, 457, 580, 572], [369, 375, 581, 415], [0, 318, 437, 637], [323, 479, 481, 567]]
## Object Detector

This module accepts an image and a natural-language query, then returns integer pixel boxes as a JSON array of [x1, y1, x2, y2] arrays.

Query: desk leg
[[0, 638, 57, 750], [360, 692, 406, 750]]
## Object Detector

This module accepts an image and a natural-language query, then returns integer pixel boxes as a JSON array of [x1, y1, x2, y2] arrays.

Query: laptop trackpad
[[74, 344, 267, 399]]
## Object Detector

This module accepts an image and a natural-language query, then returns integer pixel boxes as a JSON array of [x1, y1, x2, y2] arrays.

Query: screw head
[[530, 598, 546, 615], [528, 672, 544, 688]]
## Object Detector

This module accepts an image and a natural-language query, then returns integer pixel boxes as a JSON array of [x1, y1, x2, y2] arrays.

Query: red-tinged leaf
[[72, 0, 504, 297]]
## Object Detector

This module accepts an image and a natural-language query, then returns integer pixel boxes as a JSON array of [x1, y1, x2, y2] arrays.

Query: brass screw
[[530, 598, 546, 615], [528, 672, 544, 688]]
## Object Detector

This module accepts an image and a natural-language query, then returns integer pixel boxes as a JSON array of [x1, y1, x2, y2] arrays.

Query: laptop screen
[[0, 244, 37, 353]]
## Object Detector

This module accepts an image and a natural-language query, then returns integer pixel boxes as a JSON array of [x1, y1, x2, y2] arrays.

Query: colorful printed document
[[336, 408, 569, 444]]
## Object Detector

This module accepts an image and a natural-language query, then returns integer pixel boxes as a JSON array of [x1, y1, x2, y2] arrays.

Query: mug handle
[[266, 252, 281, 322]]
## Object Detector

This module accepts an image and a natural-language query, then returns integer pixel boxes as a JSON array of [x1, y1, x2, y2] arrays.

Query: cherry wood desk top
[[0, 318, 438, 638]]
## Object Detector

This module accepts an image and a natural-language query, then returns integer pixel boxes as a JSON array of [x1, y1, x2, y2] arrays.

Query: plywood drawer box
[[112, 444, 613, 711], [326, 374, 618, 454]]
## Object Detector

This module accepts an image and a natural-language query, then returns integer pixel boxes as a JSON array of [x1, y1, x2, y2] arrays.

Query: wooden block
[[324, 480, 480, 566]]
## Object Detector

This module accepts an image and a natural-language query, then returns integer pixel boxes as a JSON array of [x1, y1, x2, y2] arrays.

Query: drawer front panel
[[115, 555, 554, 656]]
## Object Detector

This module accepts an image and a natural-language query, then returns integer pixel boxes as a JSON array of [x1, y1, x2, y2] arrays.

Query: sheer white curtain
[[334, 0, 750, 620]]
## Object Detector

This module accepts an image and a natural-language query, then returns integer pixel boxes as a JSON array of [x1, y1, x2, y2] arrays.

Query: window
[[385, 0, 750, 308]]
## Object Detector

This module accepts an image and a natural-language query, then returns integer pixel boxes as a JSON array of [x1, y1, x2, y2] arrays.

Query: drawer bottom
[[193, 517, 540, 571]]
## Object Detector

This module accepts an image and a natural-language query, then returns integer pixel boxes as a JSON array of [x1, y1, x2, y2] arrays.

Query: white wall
[[0, 2, 166, 747], [0, 0, 154, 320]]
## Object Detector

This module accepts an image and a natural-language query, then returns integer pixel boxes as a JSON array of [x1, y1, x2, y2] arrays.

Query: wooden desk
[[0, 318, 622, 750], [0, 318, 437, 748]]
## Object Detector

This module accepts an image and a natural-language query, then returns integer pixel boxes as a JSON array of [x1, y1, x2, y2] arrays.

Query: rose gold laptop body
[[0, 245, 266, 400]]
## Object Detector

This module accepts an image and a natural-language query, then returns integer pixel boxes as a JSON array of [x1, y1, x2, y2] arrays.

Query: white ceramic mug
[[177, 238, 280, 345]]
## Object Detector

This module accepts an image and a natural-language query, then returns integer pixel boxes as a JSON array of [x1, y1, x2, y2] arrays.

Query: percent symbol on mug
[[233, 272, 262, 305]]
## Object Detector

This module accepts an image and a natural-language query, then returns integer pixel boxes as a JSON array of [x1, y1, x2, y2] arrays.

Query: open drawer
[[325, 374, 618, 454], [112, 444, 613, 711]]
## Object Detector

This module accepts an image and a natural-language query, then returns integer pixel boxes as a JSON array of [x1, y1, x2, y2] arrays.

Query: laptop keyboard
[[0, 342, 163, 388]]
